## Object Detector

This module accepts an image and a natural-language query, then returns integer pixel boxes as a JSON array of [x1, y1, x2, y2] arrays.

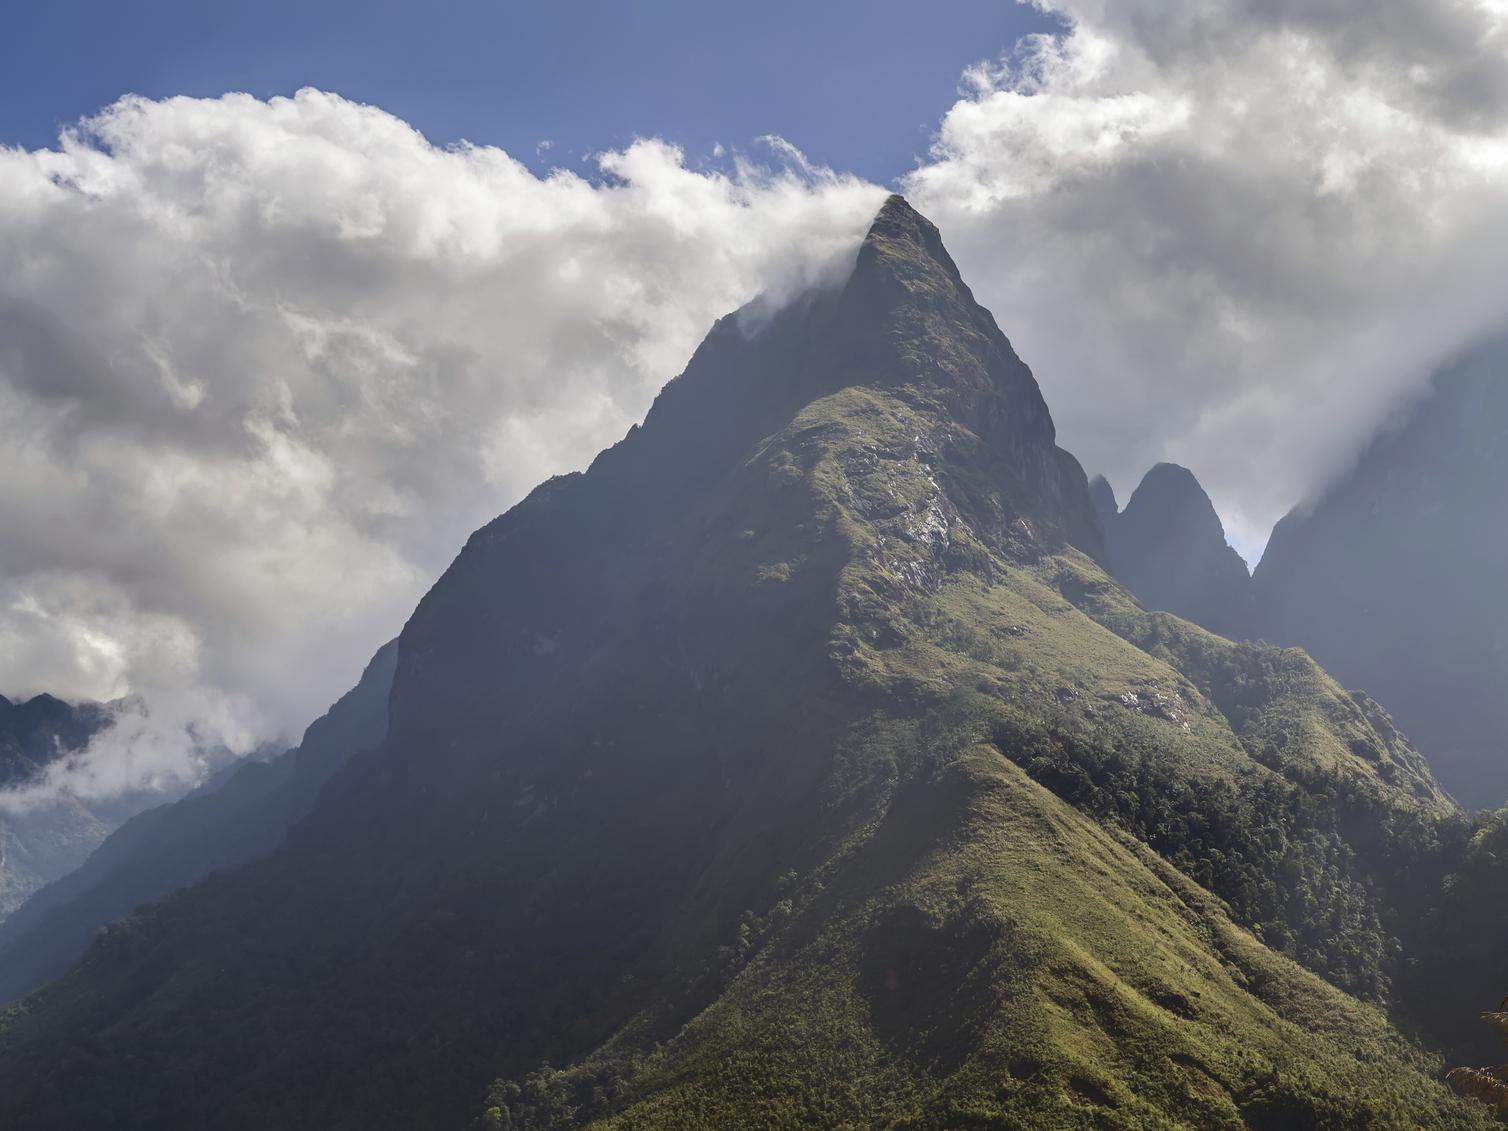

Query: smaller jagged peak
[[1123, 463, 1227, 542], [1133, 461, 1205, 495], [1089, 474, 1118, 508], [18, 692, 68, 714], [1108, 462, 1251, 638]]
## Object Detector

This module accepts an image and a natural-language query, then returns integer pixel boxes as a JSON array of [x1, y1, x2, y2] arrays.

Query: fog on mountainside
[[0, 696, 114, 919], [1250, 345, 1508, 810], [0, 689, 281, 925], [0, 198, 1497, 1130]]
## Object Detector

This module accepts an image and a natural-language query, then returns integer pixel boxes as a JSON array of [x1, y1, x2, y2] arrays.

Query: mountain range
[[1093, 357, 1508, 812], [0, 197, 1503, 1128]]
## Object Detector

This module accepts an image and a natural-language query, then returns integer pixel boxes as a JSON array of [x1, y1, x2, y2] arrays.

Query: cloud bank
[[906, 0, 1508, 555], [8, 0, 1508, 799], [0, 91, 883, 800]]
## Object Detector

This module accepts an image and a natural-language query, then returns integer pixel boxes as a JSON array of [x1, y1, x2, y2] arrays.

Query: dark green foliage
[[1396, 807, 1508, 1064], [997, 703, 1434, 998]]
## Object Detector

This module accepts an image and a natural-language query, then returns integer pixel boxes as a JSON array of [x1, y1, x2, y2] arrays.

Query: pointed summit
[[852, 194, 969, 293], [834, 196, 1054, 429], [578, 195, 1102, 565]]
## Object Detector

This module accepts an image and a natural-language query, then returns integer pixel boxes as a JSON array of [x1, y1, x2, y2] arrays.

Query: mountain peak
[[589, 194, 1098, 563], [0, 194, 1476, 1131], [1103, 462, 1250, 637], [848, 193, 971, 313], [860, 194, 949, 257], [1132, 461, 1206, 497]]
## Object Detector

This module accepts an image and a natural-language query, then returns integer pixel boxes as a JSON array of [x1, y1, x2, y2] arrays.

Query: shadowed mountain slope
[[0, 198, 1488, 1130], [0, 639, 397, 1004], [1252, 347, 1508, 809]]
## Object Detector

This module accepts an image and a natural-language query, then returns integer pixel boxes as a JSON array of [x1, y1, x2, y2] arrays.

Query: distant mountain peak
[[1101, 462, 1251, 637], [1122, 463, 1230, 543]]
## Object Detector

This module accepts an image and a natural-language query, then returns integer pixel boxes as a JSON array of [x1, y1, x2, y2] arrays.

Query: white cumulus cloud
[[9, 0, 1508, 802], [0, 89, 883, 801]]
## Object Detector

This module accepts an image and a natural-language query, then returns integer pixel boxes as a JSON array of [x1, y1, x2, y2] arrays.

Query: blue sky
[[3, 0, 1056, 180], [6, 0, 1496, 755]]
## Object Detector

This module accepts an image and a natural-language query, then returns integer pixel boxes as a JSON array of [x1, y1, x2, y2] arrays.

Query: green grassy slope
[[518, 753, 1473, 1130]]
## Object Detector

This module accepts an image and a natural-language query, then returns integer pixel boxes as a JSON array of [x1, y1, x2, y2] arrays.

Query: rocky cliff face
[[0, 198, 1486, 1131], [1252, 346, 1508, 808], [1096, 463, 1251, 640]]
